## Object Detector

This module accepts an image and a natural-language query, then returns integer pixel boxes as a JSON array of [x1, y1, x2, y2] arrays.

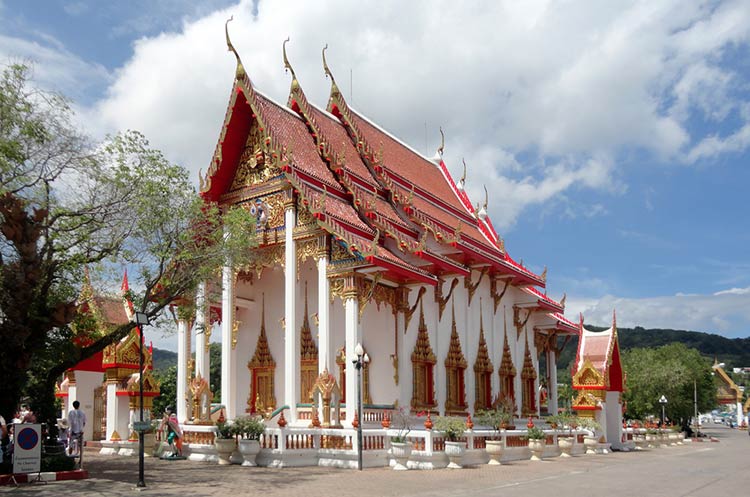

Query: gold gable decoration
[[247, 294, 276, 415], [125, 370, 160, 410], [411, 302, 437, 411], [572, 390, 603, 414], [474, 300, 493, 411], [445, 303, 467, 414], [231, 120, 282, 190], [103, 328, 153, 374], [572, 359, 606, 389]]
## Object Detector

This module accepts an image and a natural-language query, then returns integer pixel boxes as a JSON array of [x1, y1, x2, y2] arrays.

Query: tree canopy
[[622, 343, 714, 426], [0, 63, 256, 426]]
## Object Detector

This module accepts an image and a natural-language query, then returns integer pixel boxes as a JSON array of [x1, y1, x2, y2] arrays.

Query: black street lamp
[[134, 311, 149, 488], [659, 395, 668, 426], [351, 342, 369, 471]]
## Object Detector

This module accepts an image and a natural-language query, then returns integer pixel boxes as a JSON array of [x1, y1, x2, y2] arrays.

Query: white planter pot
[[485, 440, 504, 465], [390, 441, 412, 471], [239, 439, 261, 467], [583, 435, 598, 454], [444, 441, 466, 469], [558, 437, 573, 457], [214, 438, 236, 465], [528, 439, 545, 461]]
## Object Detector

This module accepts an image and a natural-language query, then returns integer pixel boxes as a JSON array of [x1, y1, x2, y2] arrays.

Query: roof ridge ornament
[[477, 185, 488, 220], [431, 127, 445, 164], [457, 158, 467, 192], [282, 37, 298, 83], [322, 44, 341, 96], [225, 16, 246, 80]]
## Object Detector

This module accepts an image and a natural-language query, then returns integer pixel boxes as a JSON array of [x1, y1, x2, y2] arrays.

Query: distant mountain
[[558, 326, 750, 374], [152, 348, 178, 372]]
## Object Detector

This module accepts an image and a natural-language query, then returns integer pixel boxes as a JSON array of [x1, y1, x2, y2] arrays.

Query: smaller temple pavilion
[[712, 361, 744, 427], [571, 312, 624, 449], [56, 272, 159, 452]]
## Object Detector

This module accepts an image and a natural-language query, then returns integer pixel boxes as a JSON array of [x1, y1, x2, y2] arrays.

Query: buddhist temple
[[571, 312, 625, 449], [57, 271, 159, 453], [161, 22, 599, 467]]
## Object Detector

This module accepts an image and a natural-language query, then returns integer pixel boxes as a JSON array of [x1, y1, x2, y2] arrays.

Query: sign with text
[[13, 424, 42, 474]]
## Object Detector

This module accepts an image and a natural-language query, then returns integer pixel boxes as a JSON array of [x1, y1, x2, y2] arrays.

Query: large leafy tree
[[622, 343, 715, 426], [0, 64, 255, 427]]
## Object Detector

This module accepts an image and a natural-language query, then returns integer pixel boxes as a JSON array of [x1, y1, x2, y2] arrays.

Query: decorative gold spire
[[474, 299, 492, 372], [225, 16, 246, 79], [540, 266, 547, 282], [411, 301, 436, 363], [282, 37, 300, 92], [300, 283, 318, 360], [249, 293, 275, 368], [322, 44, 340, 97]]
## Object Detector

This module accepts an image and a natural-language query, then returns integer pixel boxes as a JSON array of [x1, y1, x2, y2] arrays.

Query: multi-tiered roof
[[201, 23, 571, 315]]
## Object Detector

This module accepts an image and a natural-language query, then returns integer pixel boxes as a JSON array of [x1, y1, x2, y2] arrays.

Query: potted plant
[[476, 405, 512, 465], [525, 424, 546, 461], [389, 407, 412, 470], [214, 421, 236, 465], [553, 413, 576, 457], [434, 416, 467, 469], [578, 417, 601, 454], [232, 416, 265, 466]]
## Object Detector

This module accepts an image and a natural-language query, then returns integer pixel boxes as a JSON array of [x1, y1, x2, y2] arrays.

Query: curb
[[0, 469, 89, 485]]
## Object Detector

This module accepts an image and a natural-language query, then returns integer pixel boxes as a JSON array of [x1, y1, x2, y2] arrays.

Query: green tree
[[0, 63, 256, 428], [152, 366, 177, 418], [622, 343, 714, 426]]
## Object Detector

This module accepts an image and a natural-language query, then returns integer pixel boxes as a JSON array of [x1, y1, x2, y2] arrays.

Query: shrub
[[526, 426, 546, 440], [434, 416, 466, 442], [41, 454, 76, 472], [231, 416, 266, 440]]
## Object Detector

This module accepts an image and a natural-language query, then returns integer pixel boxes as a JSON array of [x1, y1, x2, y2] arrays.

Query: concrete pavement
[[3, 424, 748, 497]]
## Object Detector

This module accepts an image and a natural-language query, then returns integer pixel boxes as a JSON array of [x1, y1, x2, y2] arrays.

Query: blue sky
[[2, 0, 749, 349]]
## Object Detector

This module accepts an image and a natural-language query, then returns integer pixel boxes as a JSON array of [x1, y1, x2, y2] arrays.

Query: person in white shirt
[[67, 401, 86, 456]]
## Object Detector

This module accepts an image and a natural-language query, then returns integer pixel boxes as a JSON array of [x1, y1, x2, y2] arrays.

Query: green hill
[[152, 347, 178, 372]]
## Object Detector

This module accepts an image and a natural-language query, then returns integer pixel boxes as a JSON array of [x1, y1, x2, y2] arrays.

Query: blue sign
[[17, 427, 39, 450]]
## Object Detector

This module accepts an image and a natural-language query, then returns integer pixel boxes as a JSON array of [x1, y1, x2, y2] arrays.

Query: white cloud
[[567, 288, 750, 338], [3, 0, 749, 229]]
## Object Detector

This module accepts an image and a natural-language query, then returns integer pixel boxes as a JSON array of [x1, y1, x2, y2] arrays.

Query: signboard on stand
[[13, 424, 42, 474]]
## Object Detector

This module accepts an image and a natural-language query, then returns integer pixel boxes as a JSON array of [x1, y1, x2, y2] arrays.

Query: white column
[[176, 318, 189, 423], [397, 301, 410, 410], [318, 253, 331, 374], [195, 281, 209, 386], [105, 381, 119, 440], [284, 204, 298, 422], [548, 348, 558, 415], [221, 263, 236, 419], [737, 401, 743, 427], [344, 292, 360, 426]]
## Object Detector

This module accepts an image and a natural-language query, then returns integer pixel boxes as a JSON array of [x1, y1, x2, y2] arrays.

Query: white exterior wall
[[71, 371, 102, 442], [605, 390, 624, 449], [360, 298, 395, 405]]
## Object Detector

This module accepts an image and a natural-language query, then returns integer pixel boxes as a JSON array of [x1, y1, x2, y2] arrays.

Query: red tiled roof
[[522, 286, 564, 312]]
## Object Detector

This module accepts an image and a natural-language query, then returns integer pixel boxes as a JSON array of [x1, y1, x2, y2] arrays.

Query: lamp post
[[659, 395, 668, 426], [351, 342, 369, 471], [134, 311, 149, 488]]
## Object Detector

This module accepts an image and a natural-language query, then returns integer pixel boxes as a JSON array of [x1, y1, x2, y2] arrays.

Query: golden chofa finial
[[322, 44, 341, 98], [457, 158, 467, 192], [225, 16, 246, 79], [431, 127, 445, 164], [477, 185, 488, 220], [282, 37, 299, 91], [540, 266, 547, 282]]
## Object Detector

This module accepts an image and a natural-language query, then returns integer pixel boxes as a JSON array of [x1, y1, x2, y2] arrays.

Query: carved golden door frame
[[473, 301, 493, 412], [335, 346, 372, 405], [247, 294, 277, 415], [411, 302, 437, 412], [521, 339, 537, 417], [445, 304, 467, 415]]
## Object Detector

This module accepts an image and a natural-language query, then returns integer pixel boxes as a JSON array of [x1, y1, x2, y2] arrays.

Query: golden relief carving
[[464, 267, 488, 307], [329, 277, 345, 304], [572, 359, 606, 388], [411, 302, 437, 411], [513, 305, 532, 339], [434, 277, 459, 322], [491, 277, 512, 313], [296, 238, 319, 279], [238, 244, 285, 278], [521, 338, 537, 417], [231, 319, 241, 350], [300, 283, 319, 402], [296, 196, 316, 227], [247, 295, 276, 415], [445, 304, 467, 414], [404, 287, 426, 330], [331, 240, 352, 262], [572, 390, 602, 410], [357, 273, 382, 321], [231, 121, 281, 190], [474, 300, 493, 412]]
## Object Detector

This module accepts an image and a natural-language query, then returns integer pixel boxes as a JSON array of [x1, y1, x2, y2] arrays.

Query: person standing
[[67, 400, 86, 456]]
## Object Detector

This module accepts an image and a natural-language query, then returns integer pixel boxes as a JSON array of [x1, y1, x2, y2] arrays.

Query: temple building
[[57, 272, 159, 453], [571, 312, 625, 449], [171, 24, 583, 440]]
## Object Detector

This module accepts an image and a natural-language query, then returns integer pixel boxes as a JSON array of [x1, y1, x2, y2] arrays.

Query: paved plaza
[[3, 425, 749, 497]]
